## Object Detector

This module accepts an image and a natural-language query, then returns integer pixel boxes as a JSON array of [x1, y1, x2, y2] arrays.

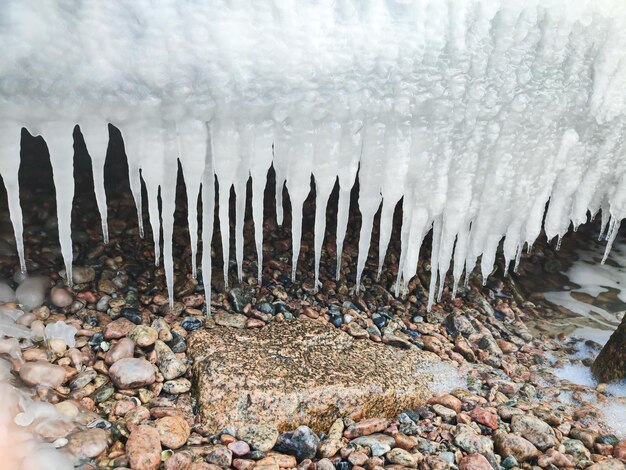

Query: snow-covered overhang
[[1, 0, 626, 309]]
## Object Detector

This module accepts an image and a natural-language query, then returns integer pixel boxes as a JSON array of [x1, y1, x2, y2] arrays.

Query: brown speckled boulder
[[189, 318, 439, 432]]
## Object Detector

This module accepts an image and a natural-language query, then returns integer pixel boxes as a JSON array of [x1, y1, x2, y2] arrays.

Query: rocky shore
[[0, 171, 624, 470]]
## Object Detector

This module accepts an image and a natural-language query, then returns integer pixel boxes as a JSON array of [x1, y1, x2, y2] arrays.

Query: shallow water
[[545, 237, 626, 342]]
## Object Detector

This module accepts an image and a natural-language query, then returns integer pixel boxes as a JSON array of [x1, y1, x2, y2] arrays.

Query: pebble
[[275, 425, 320, 461], [205, 445, 234, 467], [454, 427, 494, 454], [228, 440, 251, 457], [126, 425, 162, 470], [470, 407, 498, 429], [69, 266, 96, 284], [51, 286, 73, 308], [181, 316, 202, 331], [494, 432, 540, 462], [344, 418, 389, 438], [350, 434, 395, 457], [162, 378, 192, 394], [66, 428, 109, 458], [428, 394, 462, 413], [128, 325, 158, 347], [510, 414, 558, 451], [105, 337, 136, 364], [237, 424, 279, 452], [459, 453, 493, 470], [19, 361, 66, 388], [432, 403, 457, 421], [121, 307, 143, 325], [386, 448, 417, 468], [168, 332, 187, 353], [215, 311, 247, 329], [229, 287, 253, 312], [164, 451, 193, 470], [154, 340, 187, 380], [109, 357, 156, 389], [155, 415, 191, 449], [104, 318, 136, 340]]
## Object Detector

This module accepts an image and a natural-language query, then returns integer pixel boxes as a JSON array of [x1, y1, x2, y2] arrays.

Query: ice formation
[[2, 1, 626, 308]]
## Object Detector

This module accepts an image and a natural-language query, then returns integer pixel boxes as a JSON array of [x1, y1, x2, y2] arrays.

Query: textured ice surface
[[44, 321, 77, 348], [2, 1, 626, 306], [15, 276, 49, 311]]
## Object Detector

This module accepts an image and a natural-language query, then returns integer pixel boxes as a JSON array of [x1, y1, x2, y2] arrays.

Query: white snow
[[2, 1, 626, 306]]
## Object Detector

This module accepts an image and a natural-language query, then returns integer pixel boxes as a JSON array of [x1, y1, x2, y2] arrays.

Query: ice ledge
[[1, 1, 625, 308]]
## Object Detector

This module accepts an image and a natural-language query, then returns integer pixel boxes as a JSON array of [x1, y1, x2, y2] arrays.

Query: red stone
[[459, 454, 492, 470], [470, 407, 498, 429]]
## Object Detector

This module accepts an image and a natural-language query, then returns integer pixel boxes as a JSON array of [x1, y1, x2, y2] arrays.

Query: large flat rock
[[189, 318, 441, 432]]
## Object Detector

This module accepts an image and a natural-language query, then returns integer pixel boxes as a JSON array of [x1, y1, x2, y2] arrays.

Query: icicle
[[233, 177, 247, 282], [40, 123, 75, 287], [427, 216, 444, 311], [177, 120, 208, 279], [201, 123, 215, 311], [0, 125, 26, 273], [217, 181, 231, 287], [79, 121, 110, 244], [354, 121, 385, 291], [138, 126, 165, 267], [602, 217, 621, 264], [335, 120, 362, 280], [160, 122, 179, 307]]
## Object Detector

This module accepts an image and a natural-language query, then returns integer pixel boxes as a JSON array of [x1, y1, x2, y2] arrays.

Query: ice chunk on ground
[[44, 321, 77, 348], [0, 281, 16, 303], [15, 276, 49, 310]]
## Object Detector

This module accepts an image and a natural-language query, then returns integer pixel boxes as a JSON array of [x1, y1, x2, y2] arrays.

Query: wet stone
[[155, 340, 187, 380], [105, 337, 135, 364], [156, 415, 191, 449], [127, 424, 162, 470], [237, 424, 279, 452], [128, 325, 158, 347], [121, 307, 143, 325], [70, 369, 97, 390], [168, 332, 187, 353], [229, 287, 253, 313], [109, 358, 156, 389], [510, 414, 557, 451], [104, 318, 136, 340], [350, 434, 395, 457], [19, 361, 66, 388], [181, 316, 202, 331], [66, 428, 109, 459], [275, 425, 320, 461], [494, 432, 540, 463], [205, 445, 234, 467], [163, 378, 192, 394], [214, 311, 247, 329]]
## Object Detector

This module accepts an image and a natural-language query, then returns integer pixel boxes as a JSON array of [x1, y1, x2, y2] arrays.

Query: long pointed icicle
[[80, 122, 110, 244], [250, 121, 274, 284], [201, 122, 214, 311], [178, 120, 208, 278], [41, 123, 75, 287], [0, 126, 26, 273]]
